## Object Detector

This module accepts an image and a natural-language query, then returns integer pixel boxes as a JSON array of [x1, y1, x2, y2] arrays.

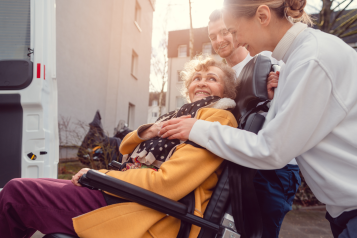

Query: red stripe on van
[[37, 63, 41, 78], [44, 65, 45, 80]]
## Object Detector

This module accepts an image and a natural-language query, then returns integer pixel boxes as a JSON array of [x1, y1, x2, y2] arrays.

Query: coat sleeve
[[118, 123, 154, 155], [189, 61, 346, 169], [118, 131, 145, 155], [99, 109, 237, 201]]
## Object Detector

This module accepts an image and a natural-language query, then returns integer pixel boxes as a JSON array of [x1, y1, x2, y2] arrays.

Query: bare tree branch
[[337, 14, 357, 36], [189, 0, 194, 60], [330, 9, 357, 35], [332, 0, 349, 11], [340, 28, 357, 37], [330, 0, 354, 28]]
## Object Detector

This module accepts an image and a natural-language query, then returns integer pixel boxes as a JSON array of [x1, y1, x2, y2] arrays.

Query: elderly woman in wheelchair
[[0, 55, 278, 238]]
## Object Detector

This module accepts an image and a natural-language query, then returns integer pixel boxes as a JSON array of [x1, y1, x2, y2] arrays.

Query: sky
[[149, 0, 357, 92]]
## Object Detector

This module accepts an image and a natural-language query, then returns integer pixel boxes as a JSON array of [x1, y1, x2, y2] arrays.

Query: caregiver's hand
[[71, 168, 90, 187], [159, 115, 197, 140], [267, 71, 279, 100]]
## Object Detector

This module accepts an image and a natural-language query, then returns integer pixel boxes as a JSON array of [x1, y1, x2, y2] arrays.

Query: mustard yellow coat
[[73, 108, 237, 238]]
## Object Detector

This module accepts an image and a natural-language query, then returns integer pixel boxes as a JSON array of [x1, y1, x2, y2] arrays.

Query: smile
[[195, 91, 210, 96], [219, 44, 229, 50]]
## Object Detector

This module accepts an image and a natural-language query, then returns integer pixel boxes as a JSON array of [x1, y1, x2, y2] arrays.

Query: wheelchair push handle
[[272, 64, 280, 73]]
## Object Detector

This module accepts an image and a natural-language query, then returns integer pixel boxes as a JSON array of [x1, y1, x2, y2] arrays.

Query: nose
[[217, 34, 224, 44], [197, 78, 207, 87]]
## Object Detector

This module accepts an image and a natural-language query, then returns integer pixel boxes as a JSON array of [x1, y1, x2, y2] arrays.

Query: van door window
[[0, 0, 31, 60]]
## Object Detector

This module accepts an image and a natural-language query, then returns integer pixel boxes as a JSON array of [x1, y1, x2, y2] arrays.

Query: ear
[[255, 5, 271, 26]]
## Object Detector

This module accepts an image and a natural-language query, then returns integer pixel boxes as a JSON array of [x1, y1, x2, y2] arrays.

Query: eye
[[222, 30, 229, 36], [228, 29, 236, 35], [209, 77, 217, 82], [209, 35, 216, 41], [193, 77, 200, 81]]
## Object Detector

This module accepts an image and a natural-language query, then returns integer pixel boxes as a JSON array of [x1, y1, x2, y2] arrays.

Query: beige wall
[[57, 0, 154, 143]]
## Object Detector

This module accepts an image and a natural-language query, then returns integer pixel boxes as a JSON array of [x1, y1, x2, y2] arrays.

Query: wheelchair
[[44, 54, 274, 238]]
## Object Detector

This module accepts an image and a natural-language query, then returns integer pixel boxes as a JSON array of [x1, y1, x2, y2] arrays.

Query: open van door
[[0, 0, 58, 189]]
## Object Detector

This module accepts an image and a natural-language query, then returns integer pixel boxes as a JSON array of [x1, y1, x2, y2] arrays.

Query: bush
[[293, 171, 324, 207]]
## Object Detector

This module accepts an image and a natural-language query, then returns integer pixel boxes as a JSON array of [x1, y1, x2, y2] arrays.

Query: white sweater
[[232, 52, 297, 165], [190, 23, 357, 218]]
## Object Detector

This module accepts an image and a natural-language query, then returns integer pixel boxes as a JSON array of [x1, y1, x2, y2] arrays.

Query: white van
[[0, 0, 58, 190]]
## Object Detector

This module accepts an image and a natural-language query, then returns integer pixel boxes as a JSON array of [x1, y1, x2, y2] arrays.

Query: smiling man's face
[[208, 18, 235, 58], [188, 66, 225, 102]]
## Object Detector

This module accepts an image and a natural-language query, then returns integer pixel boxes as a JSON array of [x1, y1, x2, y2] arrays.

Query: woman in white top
[[160, 0, 357, 237]]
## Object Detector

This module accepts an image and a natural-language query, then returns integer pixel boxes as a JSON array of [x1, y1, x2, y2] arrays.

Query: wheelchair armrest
[[80, 170, 187, 214], [79, 170, 220, 232]]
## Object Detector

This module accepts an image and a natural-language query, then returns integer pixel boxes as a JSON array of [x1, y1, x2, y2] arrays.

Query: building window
[[131, 50, 138, 79], [128, 103, 135, 129], [152, 112, 158, 117], [176, 96, 186, 109], [134, 1, 141, 31], [178, 45, 187, 57], [202, 43, 212, 55]]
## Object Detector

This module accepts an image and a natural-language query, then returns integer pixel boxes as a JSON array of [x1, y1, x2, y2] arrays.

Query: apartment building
[[147, 92, 167, 123], [57, 0, 155, 146]]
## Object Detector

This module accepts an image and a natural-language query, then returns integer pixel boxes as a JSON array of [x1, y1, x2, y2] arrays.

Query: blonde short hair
[[180, 55, 237, 102]]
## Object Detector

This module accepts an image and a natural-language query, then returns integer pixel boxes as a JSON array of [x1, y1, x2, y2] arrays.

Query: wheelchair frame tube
[[82, 170, 220, 232]]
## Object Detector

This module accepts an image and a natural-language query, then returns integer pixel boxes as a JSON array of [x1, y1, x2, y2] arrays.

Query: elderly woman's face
[[188, 66, 225, 102]]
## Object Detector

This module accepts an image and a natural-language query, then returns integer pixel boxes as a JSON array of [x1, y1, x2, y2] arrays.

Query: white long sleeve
[[190, 60, 337, 169], [189, 25, 357, 218]]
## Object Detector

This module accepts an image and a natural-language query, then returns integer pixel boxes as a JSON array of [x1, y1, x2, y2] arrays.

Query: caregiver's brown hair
[[180, 54, 237, 102], [223, 0, 313, 25]]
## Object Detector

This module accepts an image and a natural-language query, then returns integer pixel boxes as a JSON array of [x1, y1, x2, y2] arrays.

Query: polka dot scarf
[[122, 96, 221, 169]]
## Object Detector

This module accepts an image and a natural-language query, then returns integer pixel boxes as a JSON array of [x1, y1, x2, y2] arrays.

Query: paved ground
[[31, 231, 43, 238], [32, 209, 333, 238], [279, 209, 333, 238]]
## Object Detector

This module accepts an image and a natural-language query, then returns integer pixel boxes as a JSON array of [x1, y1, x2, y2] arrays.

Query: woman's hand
[[267, 71, 279, 100], [71, 168, 90, 187], [139, 122, 163, 140], [159, 115, 197, 140]]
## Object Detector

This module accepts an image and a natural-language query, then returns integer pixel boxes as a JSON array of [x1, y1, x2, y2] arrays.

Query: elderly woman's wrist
[[137, 123, 155, 140]]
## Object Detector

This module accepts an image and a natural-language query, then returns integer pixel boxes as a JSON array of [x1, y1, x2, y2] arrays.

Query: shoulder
[[197, 108, 238, 128], [290, 28, 353, 68]]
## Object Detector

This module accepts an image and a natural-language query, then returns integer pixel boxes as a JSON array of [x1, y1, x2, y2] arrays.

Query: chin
[[193, 95, 209, 102], [247, 47, 257, 56], [218, 50, 232, 59]]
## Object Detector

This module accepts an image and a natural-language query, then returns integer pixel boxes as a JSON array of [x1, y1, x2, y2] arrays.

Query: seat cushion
[[43, 233, 79, 238]]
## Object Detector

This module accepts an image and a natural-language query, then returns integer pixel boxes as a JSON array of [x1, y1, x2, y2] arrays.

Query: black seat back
[[233, 54, 271, 123], [198, 54, 272, 238]]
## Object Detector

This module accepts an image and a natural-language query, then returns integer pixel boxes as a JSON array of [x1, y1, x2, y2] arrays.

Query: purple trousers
[[0, 178, 107, 238]]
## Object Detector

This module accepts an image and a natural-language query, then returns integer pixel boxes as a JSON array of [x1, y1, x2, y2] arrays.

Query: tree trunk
[[158, 82, 165, 117], [189, 0, 194, 60], [158, 57, 168, 117], [319, 0, 333, 32]]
